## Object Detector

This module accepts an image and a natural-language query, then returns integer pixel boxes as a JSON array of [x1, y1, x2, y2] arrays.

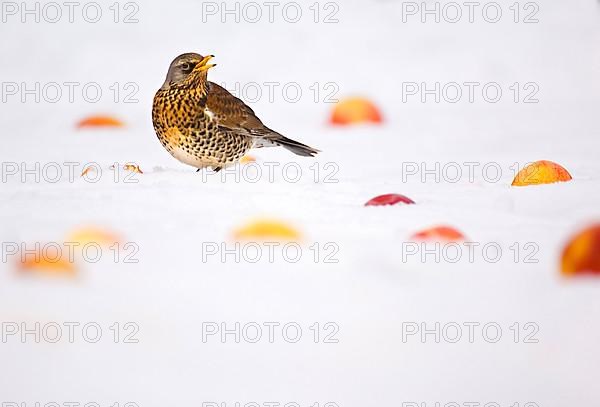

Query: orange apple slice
[[512, 160, 572, 186], [411, 225, 466, 242], [233, 219, 301, 242], [330, 97, 383, 125], [77, 115, 124, 128], [18, 246, 77, 277], [66, 227, 121, 247], [561, 224, 600, 276]]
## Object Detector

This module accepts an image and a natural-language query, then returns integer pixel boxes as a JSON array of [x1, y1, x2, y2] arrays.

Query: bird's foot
[[196, 167, 222, 173]]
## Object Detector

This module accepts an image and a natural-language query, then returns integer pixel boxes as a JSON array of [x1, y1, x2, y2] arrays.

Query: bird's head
[[161, 53, 216, 89]]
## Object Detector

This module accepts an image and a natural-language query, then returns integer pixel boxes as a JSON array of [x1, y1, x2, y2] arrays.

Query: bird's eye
[[181, 63, 192, 72]]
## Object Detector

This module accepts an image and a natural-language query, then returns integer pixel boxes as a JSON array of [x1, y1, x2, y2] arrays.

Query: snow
[[1, 0, 600, 405]]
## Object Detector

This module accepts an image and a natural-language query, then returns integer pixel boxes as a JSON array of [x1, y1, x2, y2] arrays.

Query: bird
[[152, 52, 319, 172]]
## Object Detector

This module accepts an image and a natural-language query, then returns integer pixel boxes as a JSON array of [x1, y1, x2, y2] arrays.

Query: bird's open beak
[[195, 54, 216, 72]]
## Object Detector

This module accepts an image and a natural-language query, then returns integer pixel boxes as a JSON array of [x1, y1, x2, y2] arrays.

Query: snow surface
[[1, 0, 600, 405]]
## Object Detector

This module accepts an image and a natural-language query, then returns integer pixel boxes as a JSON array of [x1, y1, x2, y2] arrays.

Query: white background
[[1, 0, 600, 406]]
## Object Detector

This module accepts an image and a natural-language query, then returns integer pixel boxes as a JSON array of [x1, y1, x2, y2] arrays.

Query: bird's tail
[[254, 129, 319, 157], [274, 135, 320, 157]]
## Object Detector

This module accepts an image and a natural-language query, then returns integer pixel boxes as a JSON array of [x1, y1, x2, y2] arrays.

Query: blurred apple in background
[[365, 194, 415, 206], [233, 219, 302, 242], [17, 244, 77, 278], [561, 224, 600, 276], [330, 97, 383, 126], [411, 226, 466, 242], [77, 115, 125, 129]]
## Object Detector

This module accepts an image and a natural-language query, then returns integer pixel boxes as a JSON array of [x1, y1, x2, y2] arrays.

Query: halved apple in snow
[[411, 225, 466, 242], [561, 224, 600, 276], [77, 115, 125, 128], [17, 246, 77, 277], [511, 160, 572, 186], [233, 219, 301, 242], [66, 227, 121, 247], [330, 97, 383, 125], [365, 194, 415, 206]]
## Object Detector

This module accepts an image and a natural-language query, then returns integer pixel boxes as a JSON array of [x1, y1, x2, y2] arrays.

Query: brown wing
[[206, 82, 320, 157], [206, 82, 272, 137]]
